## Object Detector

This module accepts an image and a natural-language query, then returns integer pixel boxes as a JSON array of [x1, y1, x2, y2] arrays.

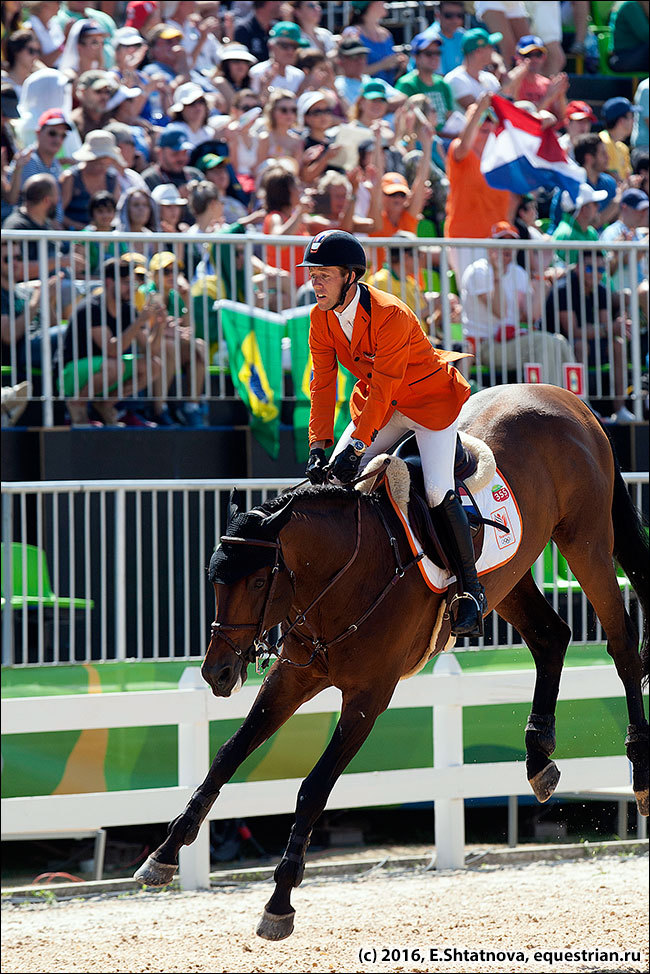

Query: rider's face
[[308, 265, 348, 311]]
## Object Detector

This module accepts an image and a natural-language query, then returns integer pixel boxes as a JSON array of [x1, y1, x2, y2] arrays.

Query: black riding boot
[[436, 489, 485, 637]]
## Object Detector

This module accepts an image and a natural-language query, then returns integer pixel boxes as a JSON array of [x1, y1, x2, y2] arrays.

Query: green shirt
[[609, 0, 649, 53], [394, 71, 454, 129], [552, 214, 599, 265]]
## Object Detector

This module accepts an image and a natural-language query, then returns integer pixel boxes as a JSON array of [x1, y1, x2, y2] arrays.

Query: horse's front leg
[[134, 664, 329, 887], [494, 572, 572, 802], [256, 682, 396, 941]]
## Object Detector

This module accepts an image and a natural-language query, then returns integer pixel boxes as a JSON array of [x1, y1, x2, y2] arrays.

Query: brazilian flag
[[220, 301, 283, 459], [287, 307, 356, 463]]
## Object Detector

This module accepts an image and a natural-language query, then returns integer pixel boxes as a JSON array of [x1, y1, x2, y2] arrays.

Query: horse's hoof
[[134, 855, 177, 887], [634, 789, 649, 817], [529, 762, 560, 803], [255, 908, 295, 941]]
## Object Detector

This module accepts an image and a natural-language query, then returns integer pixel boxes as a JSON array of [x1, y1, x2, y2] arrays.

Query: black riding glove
[[305, 447, 328, 484], [329, 444, 362, 484]]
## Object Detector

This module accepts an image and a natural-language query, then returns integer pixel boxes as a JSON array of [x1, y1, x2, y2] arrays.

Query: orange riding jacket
[[308, 283, 471, 448]]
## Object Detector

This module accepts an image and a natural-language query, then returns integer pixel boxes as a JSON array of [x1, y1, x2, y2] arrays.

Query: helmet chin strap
[[332, 270, 355, 311]]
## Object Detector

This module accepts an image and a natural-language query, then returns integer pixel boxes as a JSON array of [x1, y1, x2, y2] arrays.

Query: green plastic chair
[[1, 542, 94, 610], [590, 0, 616, 28]]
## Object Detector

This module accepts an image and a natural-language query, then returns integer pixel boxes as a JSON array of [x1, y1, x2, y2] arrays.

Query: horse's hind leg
[[256, 682, 395, 941], [495, 571, 572, 803], [135, 664, 329, 887], [556, 532, 648, 816]]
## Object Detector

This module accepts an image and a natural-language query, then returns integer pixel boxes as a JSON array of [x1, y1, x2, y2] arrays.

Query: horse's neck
[[283, 493, 363, 583]]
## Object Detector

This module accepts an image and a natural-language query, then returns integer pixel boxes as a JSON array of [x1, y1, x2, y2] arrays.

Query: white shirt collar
[[333, 284, 360, 341]]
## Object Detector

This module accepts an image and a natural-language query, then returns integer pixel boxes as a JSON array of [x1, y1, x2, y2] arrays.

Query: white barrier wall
[[2, 475, 647, 667], [1, 657, 641, 888]]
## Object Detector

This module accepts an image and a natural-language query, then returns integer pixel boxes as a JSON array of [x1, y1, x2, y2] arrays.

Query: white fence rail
[[2, 230, 647, 426], [2, 474, 647, 667], [1, 657, 639, 888]]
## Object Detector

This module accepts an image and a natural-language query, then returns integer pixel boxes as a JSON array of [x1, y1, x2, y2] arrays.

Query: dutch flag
[[480, 95, 586, 202]]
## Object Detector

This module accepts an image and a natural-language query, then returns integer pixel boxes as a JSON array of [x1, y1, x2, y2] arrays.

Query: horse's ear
[[227, 488, 241, 528], [262, 497, 294, 536]]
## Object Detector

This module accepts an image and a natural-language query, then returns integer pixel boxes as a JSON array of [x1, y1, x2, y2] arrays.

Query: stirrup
[[449, 591, 484, 637]]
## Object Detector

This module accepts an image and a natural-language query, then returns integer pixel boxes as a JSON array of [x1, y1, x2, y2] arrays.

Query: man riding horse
[[300, 229, 485, 636]]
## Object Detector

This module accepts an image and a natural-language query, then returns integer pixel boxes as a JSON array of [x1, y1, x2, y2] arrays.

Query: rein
[[210, 487, 423, 673]]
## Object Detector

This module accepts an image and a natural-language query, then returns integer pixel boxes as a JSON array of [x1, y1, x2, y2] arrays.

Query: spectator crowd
[[1, 0, 648, 428]]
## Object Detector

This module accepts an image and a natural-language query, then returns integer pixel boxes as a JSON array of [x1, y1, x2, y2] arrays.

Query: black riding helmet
[[297, 230, 367, 309]]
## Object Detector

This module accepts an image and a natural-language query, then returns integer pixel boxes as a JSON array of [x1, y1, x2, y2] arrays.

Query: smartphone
[[240, 106, 263, 126]]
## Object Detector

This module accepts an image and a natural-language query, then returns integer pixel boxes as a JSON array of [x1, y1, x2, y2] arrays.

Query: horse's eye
[[253, 577, 265, 589]]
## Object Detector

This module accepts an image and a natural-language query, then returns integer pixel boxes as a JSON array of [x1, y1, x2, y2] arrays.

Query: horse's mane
[[260, 484, 359, 514]]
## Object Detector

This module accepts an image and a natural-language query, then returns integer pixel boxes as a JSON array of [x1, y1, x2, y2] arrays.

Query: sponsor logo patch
[[491, 484, 510, 503], [491, 506, 515, 549]]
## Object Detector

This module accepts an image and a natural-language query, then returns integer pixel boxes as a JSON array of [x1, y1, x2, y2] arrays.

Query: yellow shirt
[[599, 130, 631, 180]]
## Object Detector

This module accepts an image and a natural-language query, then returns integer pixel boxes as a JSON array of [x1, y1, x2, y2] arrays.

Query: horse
[[134, 384, 649, 940]]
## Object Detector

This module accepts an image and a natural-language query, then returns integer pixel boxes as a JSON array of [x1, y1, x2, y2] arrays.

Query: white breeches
[[333, 411, 458, 507]]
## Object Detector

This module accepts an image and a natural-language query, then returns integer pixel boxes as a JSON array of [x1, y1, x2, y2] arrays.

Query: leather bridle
[[209, 492, 423, 674]]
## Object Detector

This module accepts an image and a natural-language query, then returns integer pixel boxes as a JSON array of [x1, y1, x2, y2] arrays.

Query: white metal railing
[[1, 657, 642, 888], [1, 475, 647, 667], [2, 230, 647, 426]]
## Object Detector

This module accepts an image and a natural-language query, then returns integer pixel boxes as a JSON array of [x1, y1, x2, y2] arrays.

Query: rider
[[300, 229, 485, 637]]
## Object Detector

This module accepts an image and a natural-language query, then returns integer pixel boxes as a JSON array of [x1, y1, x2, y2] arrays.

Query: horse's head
[[203, 490, 295, 696]]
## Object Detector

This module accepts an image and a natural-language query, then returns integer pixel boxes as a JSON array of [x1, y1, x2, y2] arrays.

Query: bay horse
[[135, 384, 648, 940]]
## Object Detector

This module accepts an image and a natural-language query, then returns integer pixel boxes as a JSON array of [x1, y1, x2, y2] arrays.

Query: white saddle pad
[[385, 469, 522, 592]]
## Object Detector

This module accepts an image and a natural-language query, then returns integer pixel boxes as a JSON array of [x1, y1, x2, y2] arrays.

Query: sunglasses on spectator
[[240, 103, 260, 111], [275, 40, 299, 49], [27, 46, 41, 54], [46, 129, 67, 139], [307, 107, 331, 116], [418, 49, 440, 57], [442, 11, 464, 19], [276, 105, 297, 113], [523, 51, 544, 59], [584, 264, 606, 274]]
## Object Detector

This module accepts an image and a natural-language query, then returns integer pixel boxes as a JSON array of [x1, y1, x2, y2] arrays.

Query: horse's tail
[[610, 442, 649, 686]]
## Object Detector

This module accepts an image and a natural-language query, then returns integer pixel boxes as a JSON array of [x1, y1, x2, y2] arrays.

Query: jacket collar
[[350, 282, 371, 354]]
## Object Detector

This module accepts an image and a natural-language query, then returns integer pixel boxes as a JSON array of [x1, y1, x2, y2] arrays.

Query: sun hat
[[269, 22, 310, 46], [125, 0, 157, 32], [360, 78, 389, 100], [411, 32, 442, 55], [152, 183, 185, 206], [491, 221, 519, 239], [381, 172, 410, 195], [461, 27, 503, 56], [152, 24, 184, 41], [78, 20, 106, 38], [73, 131, 127, 164], [170, 82, 206, 114], [565, 100, 597, 123], [77, 69, 117, 91], [149, 251, 177, 272], [620, 188, 649, 211], [105, 253, 147, 276], [337, 37, 370, 57], [196, 153, 229, 172], [219, 42, 257, 64], [561, 182, 609, 212], [36, 108, 72, 131], [602, 97, 640, 125], [107, 86, 143, 112], [297, 90, 331, 124], [113, 26, 146, 47], [516, 34, 546, 55], [158, 125, 194, 151]]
